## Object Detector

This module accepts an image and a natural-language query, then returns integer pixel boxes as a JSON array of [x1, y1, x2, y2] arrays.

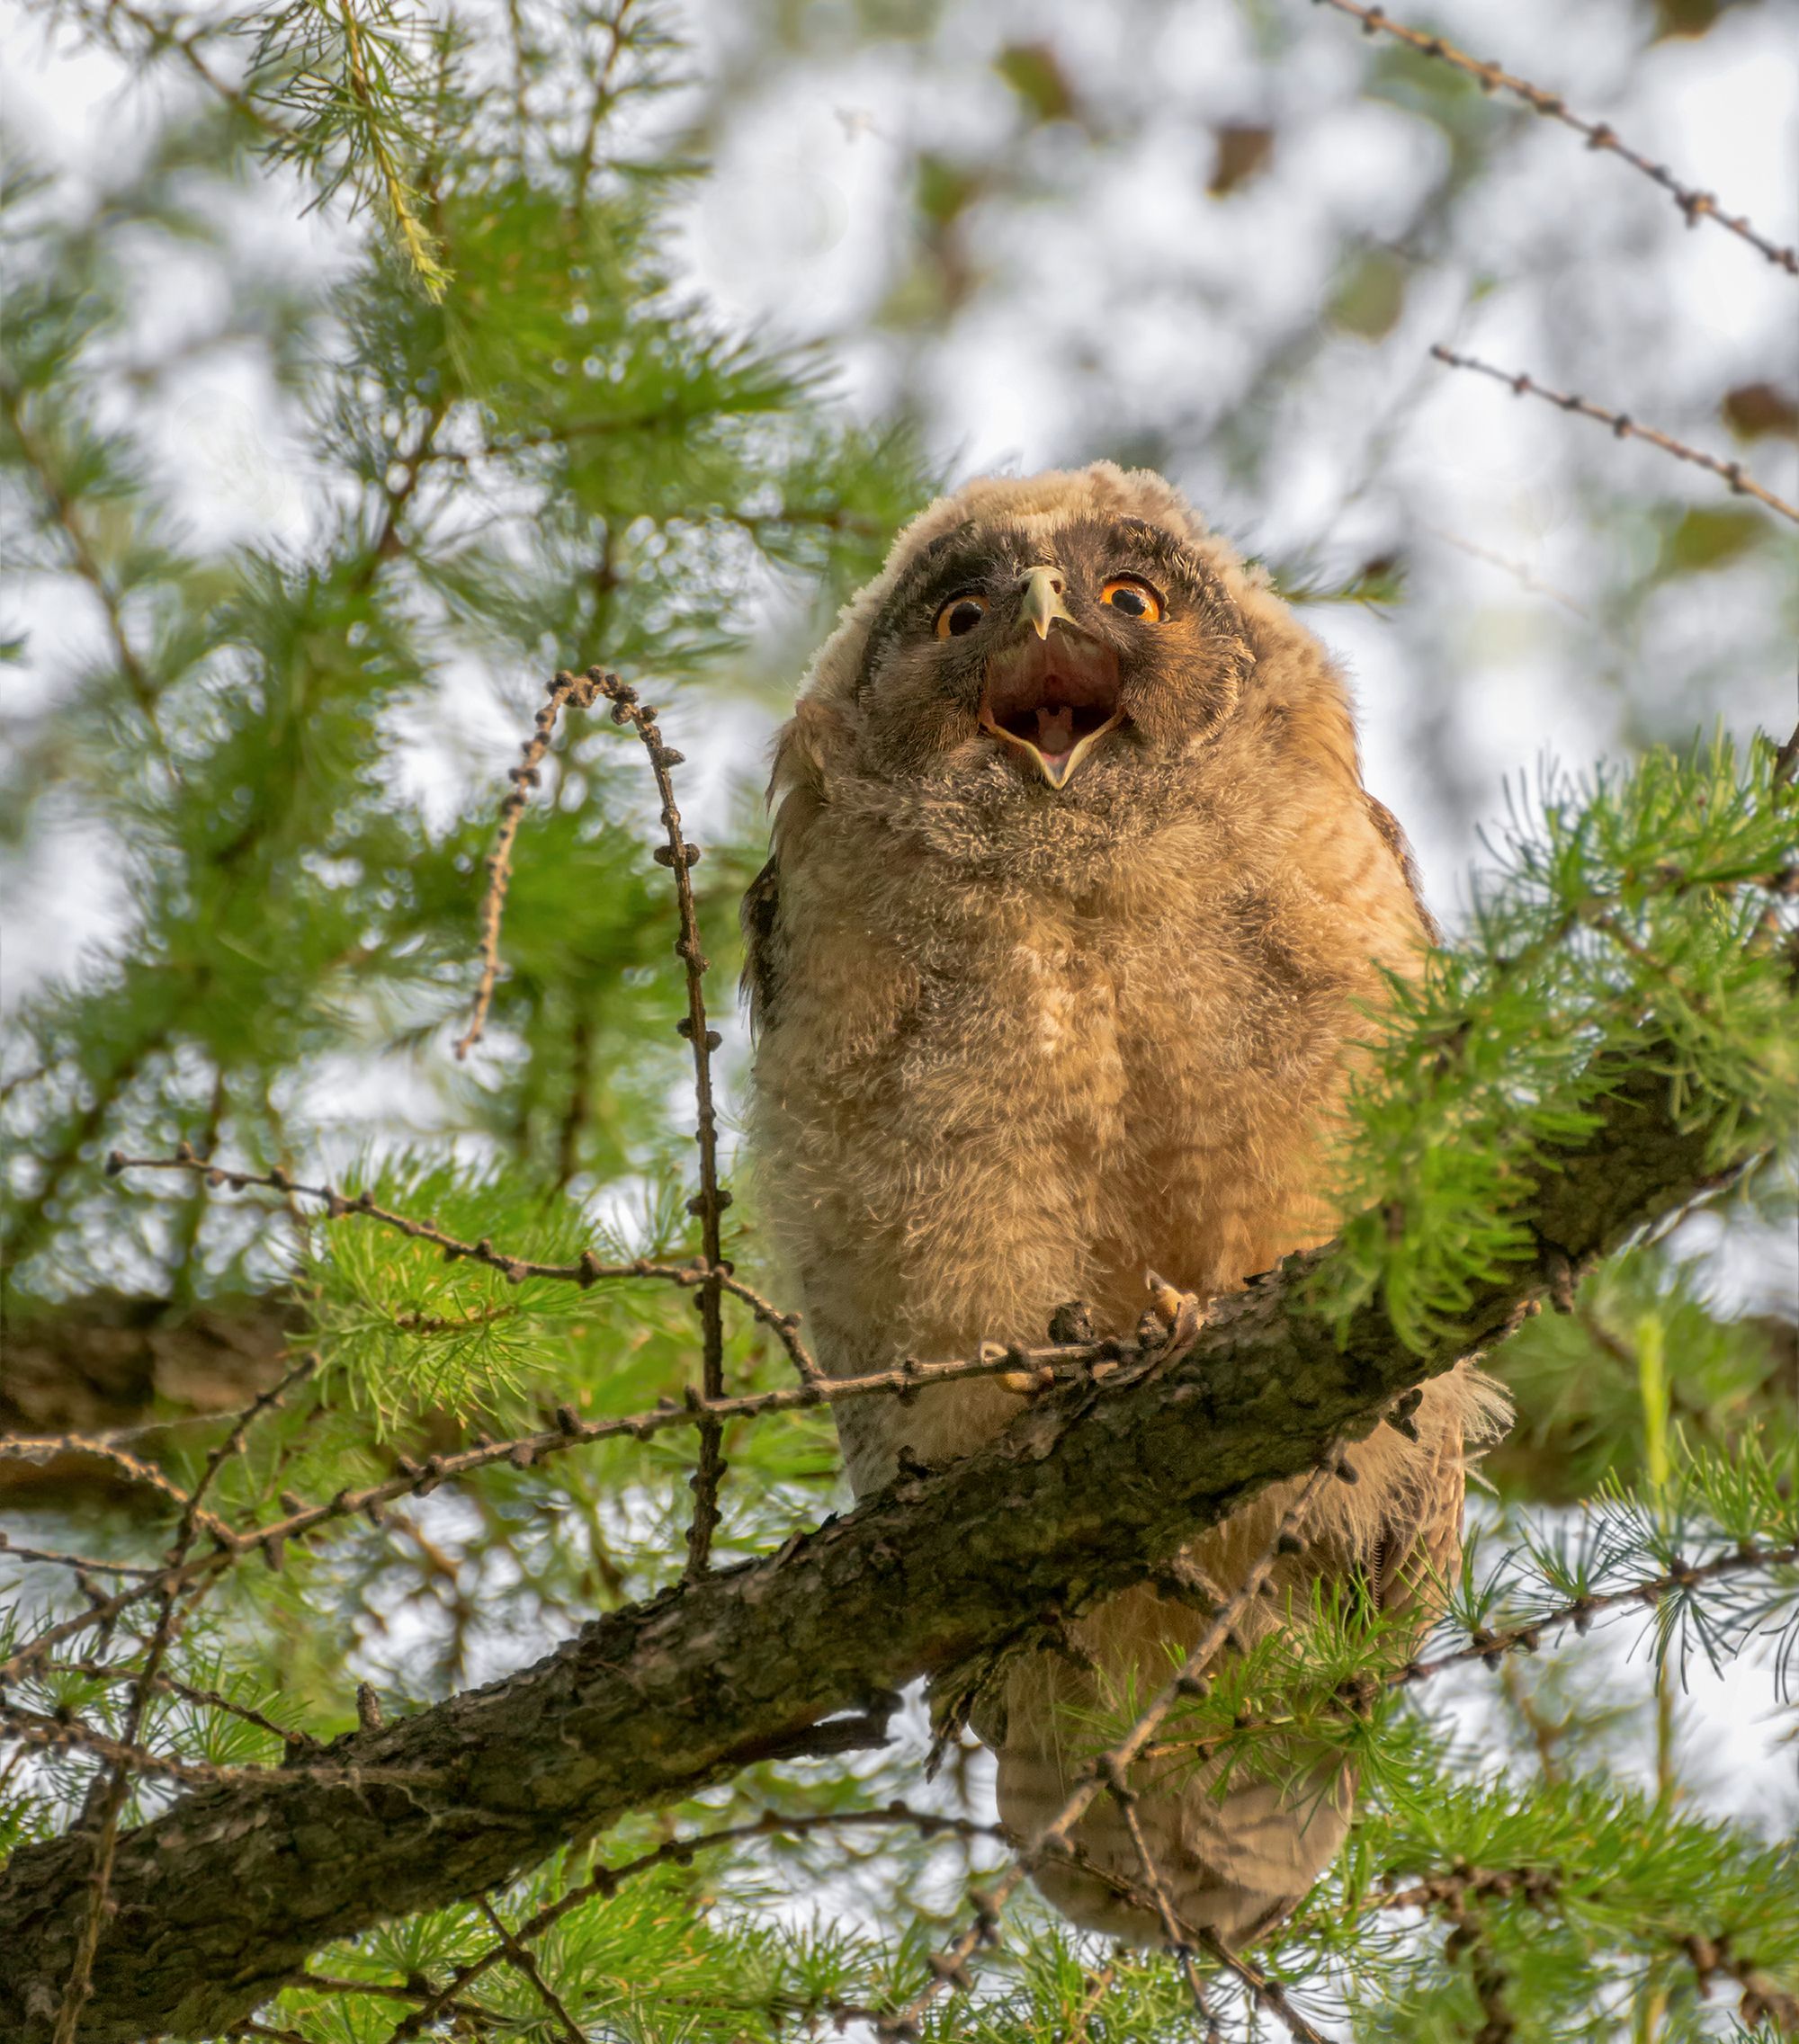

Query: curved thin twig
[[583, 668, 735, 1571], [1431, 347, 1799, 528], [103, 1147, 819, 1383], [455, 668, 597, 1059], [1316, 0, 1798, 276]]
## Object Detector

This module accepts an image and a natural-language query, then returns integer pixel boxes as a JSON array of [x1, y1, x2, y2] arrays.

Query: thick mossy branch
[[0, 1062, 1741, 2042]]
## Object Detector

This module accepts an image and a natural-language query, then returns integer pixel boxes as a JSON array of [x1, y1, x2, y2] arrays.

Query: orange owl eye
[[934, 593, 989, 639], [1100, 577, 1163, 622]]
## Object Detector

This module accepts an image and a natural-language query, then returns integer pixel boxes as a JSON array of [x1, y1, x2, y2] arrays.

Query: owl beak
[[1016, 564, 1076, 641], [985, 710, 1124, 790]]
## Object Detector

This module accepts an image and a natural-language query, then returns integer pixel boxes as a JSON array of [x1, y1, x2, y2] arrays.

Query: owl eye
[[934, 593, 990, 639], [1100, 577, 1163, 622]]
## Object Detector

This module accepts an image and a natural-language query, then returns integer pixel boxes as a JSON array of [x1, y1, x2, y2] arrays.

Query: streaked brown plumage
[[743, 462, 1506, 1944]]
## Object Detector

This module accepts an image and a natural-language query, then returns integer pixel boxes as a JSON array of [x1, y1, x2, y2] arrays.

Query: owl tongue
[[1034, 705, 1078, 763]]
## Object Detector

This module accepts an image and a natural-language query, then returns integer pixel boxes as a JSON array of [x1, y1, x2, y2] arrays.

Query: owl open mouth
[[979, 634, 1124, 790]]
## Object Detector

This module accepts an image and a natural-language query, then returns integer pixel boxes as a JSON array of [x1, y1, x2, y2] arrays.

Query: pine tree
[[2, 4, 1795, 2041]]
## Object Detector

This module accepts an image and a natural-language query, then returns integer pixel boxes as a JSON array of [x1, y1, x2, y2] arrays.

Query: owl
[[742, 463, 1506, 1946]]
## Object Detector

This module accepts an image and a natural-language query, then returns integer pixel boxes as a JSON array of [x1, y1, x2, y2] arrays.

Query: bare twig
[[103, 1145, 819, 1382], [475, 1897, 584, 2044], [0, 1563, 219, 1693], [39, 1658, 320, 1754], [1421, 524, 1588, 617], [287, 1971, 499, 2028], [585, 668, 732, 1574], [0, 1703, 418, 1793], [293, 1970, 477, 2008], [0, 1433, 232, 1541], [1315, 0, 1799, 276], [1431, 347, 1799, 528], [0, 1537, 160, 1580], [455, 667, 597, 1059], [1188, 1924, 1336, 2044], [1112, 1794, 1222, 2037], [201, 662, 773, 1572], [1, 1702, 263, 1790]]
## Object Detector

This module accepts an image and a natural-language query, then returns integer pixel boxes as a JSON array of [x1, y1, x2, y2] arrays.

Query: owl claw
[[982, 1338, 1053, 1398], [1145, 1271, 1206, 1349]]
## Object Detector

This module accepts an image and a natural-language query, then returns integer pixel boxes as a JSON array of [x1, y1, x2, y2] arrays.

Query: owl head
[[772, 461, 1363, 868]]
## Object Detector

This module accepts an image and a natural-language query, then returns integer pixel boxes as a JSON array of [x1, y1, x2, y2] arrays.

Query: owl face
[[852, 512, 1253, 809]]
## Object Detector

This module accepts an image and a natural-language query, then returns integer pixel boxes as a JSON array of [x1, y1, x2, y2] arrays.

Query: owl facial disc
[[978, 580, 1123, 790]]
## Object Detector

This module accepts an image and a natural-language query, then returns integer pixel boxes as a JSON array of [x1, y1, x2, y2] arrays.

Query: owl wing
[[1364, 793, 1440, 946], [740, 852, 783, 1034], [1369, 1426, 1466, 1617]]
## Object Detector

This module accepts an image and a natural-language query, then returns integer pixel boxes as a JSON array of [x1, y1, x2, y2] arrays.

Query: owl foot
[[997, 1309, 1091, 1397], [1143, 1270, 1208, 1353]]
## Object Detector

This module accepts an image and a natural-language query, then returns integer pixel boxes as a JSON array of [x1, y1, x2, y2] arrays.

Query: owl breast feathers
[[743, 462, 1508, 1947]]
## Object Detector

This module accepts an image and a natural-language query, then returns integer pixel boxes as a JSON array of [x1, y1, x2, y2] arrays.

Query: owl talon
[[1145, 1271, 1207, 1350], [999, 1367, 1056, 1397]]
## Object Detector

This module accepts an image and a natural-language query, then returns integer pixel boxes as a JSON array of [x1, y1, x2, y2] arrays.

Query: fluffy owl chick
[[743, 462, 1507, 1947]]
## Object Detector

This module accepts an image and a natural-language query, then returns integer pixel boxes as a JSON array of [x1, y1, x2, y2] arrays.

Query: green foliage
[[1317, 735, 1798, 1350], [1293, 1737, 1799, 2041], [1489, 1244, 1795, 1500], [1, 0, 933, 1304], [1329, 246, 1408, 342]]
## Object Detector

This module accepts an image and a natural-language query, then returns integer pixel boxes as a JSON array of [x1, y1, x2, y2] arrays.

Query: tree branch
[[1314, 0, 1799, 276], [1430, 347, 1799, 527], [0, 1063, 1742, 2041]]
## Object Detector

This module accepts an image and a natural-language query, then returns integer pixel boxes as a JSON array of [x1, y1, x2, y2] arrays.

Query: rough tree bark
[[0, 1068, 1737, 2041]]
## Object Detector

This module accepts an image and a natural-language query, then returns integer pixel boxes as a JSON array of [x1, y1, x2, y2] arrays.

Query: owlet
[[743, 462, 1506, 1945]]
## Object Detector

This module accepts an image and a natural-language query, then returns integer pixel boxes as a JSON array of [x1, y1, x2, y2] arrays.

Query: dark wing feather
[[740, 853, 783, 1034], [1372, 1425, 1467, 1617], [1365, 793, 1440, 945]]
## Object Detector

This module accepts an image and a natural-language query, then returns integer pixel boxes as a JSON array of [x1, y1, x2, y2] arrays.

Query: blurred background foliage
[[1, 1, 1795, 2039]]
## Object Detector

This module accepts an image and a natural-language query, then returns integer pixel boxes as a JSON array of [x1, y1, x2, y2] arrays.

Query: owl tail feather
[[996, 1739, 1353, 1949]]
